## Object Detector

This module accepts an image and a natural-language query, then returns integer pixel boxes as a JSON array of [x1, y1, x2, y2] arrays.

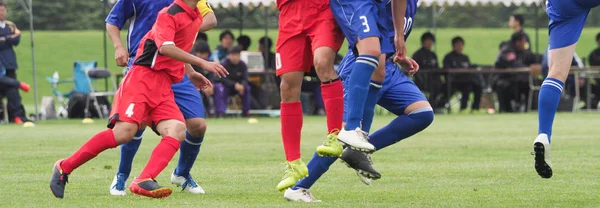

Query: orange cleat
[[14, 117, 23, 124], [19, 82, 30, 92], [129, 178, 172, 199]]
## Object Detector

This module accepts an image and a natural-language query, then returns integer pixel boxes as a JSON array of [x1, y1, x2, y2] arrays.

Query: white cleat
[[533, 134, 552, 178], [171, 172, 206, 194], [109, 174, 127, 196], [284, 188, 322, 202], [356, 171, 372, 185], [338, 127, 375, 152]]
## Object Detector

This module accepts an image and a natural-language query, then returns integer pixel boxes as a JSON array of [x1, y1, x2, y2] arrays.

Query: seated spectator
[[508, 14, 531, 51], [214, 30, 234, 62], [443, 36, 482, 113], [192, 41, 216, 116], [494, 32, 539, 112], [196, 32, 208, 43], [0, 67, 29, 123], [213, 46, 251, 117], [587, 33, 600, 108], [412, 32, 444, 111], [258, 36, 275, 71], [237, 35, 251, 51], [301, 67, 325, 115]]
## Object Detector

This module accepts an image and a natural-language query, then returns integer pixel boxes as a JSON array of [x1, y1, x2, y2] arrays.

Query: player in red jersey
[[275, 0, 346, 192], [49, 0, 227, 199]]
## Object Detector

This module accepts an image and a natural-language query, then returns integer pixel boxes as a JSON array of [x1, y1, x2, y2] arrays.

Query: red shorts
[[275, 0, 344, 76], [108, 65, 184, 131]]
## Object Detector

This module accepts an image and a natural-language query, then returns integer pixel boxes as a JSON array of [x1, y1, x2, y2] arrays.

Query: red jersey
[[276, 0, 329, 10], [133, 0, 203, 83]]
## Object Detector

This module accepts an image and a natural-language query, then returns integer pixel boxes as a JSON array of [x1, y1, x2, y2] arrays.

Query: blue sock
[[361, 81, 382, 133], [117, 129, 144, 177], [345, 55, 379, 130], [175, 131, 204, 177], [369, 107, 434, 150], [293, 152, 337, 190], [538, 78, 564, 143]]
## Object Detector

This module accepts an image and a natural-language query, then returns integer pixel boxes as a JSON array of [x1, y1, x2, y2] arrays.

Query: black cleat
[[340, 148, 381, 180], [533, 134, 552, 179], [50, 159, 69, 198]]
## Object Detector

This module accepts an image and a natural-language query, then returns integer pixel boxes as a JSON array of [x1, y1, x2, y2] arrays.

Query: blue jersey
[[380, 0, 418, 54], [547, 0, 600, 49]]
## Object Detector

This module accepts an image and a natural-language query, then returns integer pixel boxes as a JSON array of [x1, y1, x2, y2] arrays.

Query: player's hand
[[189, 72, 213, 90], [234, 83, 245, 95], [395, 56, 419, 76], [115, 46, 129, 67], [202, 86, 214, 96], [394, 34, 407, 60], [199, 60, 228, 78]]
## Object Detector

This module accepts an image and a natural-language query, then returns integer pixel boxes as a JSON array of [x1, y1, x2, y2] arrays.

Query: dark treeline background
[[4, 1, 600, 30]]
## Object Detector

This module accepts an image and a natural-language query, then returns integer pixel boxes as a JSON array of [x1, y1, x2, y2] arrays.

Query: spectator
[[443, 36, 482, 112], [196, 32, 208, 43], [214, 30, 234, 62], [0, 67, 29, 123], [301, 68, 325, 115], [412, 32, 444, 111], [237, 35, 251, 51], [192, 41, 216, 116], [589, 33, 600, 66], [213, 46, 251, 117], [494, 32, 539, 112], [0, 2, 21, 79], [508, 14, 531, 51], [258, 36, 275, 70]]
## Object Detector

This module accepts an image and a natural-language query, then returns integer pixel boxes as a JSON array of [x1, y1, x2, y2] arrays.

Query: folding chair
[[72, 61, 118, 119]]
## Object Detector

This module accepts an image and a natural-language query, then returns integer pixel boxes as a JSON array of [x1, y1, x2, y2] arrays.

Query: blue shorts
[[339, 52, 426, 120], [330, 0, 391, 52], [125, 60, 205, 120], [547, 0, 600, 49]]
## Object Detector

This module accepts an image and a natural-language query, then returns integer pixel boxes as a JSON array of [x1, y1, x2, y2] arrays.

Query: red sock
[[321, 80, 344, 134], [280, 102, 303, 162], [61, 129, 118, 174], [138, 136, 181, 179]]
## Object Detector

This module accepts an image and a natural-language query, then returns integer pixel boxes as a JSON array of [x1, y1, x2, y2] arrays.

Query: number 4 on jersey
[[125, 104, 135, 117]]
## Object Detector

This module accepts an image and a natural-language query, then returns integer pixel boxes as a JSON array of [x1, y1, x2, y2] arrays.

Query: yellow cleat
[[276, 159, 308, 192], [316, 133, 343, 157]]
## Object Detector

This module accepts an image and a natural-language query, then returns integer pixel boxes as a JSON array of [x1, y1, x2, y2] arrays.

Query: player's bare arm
[[106, 23, 128, 67], [185, 63, 213, 90], [159, 44, 228, 78], [199, 12, 217, 32], [391, 0, 407, 59]]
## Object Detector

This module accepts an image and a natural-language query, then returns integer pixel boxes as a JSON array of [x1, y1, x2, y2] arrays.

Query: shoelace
[[59, 174, 69, 184], [182, 175, 199, 189], [356, 129, 370, 142], [281, 163, 293, 179], [301, 189, 317, 201], [114, 176, 126, 190]]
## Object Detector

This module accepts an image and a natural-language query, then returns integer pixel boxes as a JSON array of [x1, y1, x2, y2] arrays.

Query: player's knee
[[159, 121, 187, 142], [280, 80, 301, 102], [111, 121, 139, 145], [313, 58, 336, 80], [186, 118, 207, 138], [408, 106, 434, 131]]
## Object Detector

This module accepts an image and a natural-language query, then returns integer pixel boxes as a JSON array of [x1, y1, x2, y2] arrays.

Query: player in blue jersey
[[282, 0, 434, 202], [329, 0, 411, 152], [105, 0, 217, 195], [534, 0, 600, 179]]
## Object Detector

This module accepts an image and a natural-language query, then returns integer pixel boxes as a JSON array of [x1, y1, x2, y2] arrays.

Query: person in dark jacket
[[214, 30, 234, 62], [213, 46, 251, 117], [258, 36, 276, 71], [0, 2, 21, 79], [443, 36, 482, 112], [412, 32, 444, 111], [0, 67, 29, 123], [509, 14, 531, 51], [237, 35, 251, 51]]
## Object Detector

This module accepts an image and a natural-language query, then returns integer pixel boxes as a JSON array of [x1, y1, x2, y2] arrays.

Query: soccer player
[[105, 0, 216, 195], [283, 0, 434, 202], [534, 0, 600, 179], [49, 0, 228, 199], [274, 0, 347, 192], [331, 0, 408, 152]]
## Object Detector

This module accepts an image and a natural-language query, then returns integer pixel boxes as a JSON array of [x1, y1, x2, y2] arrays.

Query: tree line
[[4, 1, 600, 30]]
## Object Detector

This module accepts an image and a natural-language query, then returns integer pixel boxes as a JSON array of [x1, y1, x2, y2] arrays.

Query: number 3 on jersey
[[360, 16, 370, 33], [125, 104, 135, 117]]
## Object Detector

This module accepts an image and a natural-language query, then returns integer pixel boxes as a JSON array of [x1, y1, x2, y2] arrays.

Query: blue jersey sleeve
[[105, 0, 135, 29]]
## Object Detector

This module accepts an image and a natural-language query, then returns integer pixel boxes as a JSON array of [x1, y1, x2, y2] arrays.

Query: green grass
[[10, 28, 600, 107], [0, 113, 599, 207]]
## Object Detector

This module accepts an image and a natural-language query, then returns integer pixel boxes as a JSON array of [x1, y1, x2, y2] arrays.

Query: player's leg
[[170, 77, 207, 194], [534, 0, 593, 178], [109, 127, 144, 196], [275, 11, 311, 190], [359, 55, 387, 134]]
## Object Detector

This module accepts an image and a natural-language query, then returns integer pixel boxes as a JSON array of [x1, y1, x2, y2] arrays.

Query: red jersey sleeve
[[154, 12, 177, 48]]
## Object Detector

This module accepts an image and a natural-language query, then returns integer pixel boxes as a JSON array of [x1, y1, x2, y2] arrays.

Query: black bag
[[68, 92, 111, 118]]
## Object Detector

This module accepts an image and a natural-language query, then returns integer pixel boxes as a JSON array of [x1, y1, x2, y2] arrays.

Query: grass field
[[9, 27, 600, 107], [1, 113, 599, 207]]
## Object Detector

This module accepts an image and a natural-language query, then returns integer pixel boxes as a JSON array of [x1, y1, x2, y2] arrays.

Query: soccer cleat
[[316, 133, 343, 157], [283, 188, 322, 202], [276, 159, 309, 192], [109, 173, 128, 196], [338, 127, 375, 152], [340, 148, 381, 180], [49, 159, 69, 199], [533, 134, 552, 178], [19, 82, 30, 92], [171, 172, 205, 194], [14, 117, 23, 125], [356, 171, 372, 185], [129, 178, 173, 198]]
